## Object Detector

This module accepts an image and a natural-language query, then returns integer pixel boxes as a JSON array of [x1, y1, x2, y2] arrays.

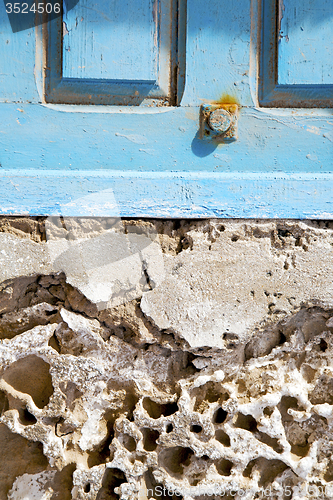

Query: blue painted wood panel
[[0, 2, 40, 103], [260, 0, 333, 107], [63, 0, 159, 81], [0, 104, 332, 173], [0, 0, 332, 217], [44, 0, 178, 104], [2, 169, 333, 218], [181, 0, 253, 107], [278, 0, 333, 85]]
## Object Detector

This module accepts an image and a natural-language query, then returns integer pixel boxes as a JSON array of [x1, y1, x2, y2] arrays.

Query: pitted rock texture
[[0, 217, 164, 311], [1, 218, 333, 499]]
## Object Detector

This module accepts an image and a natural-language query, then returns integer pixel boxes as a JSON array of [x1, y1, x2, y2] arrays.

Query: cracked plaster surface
[[1, 218, 333, 499]]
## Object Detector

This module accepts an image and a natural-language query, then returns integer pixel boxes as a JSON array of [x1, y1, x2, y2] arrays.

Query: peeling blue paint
[[0, 0, 332, 217]]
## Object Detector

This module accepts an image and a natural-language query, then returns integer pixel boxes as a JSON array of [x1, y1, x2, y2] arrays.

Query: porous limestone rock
[[1, 219, 333, 499]]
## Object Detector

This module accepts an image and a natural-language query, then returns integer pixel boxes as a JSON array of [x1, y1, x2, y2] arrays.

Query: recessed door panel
[[260, 0, 333, 106], [44, 0, 178, 105], [63, 0, 159, 81], [278, 0, 333, 85]]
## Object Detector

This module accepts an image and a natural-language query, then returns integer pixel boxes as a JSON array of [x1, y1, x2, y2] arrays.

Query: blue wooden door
[[0, 0, 332, 217]]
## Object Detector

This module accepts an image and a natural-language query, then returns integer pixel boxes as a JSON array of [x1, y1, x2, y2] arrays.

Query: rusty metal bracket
[[199, 103, 239, 141]]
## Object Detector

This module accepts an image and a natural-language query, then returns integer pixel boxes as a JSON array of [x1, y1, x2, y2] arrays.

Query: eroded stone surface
[[141, 220, 333, 348], [45, 218, 164, 310], [1, 219, 333, 499], [0, 218, 164, 311]]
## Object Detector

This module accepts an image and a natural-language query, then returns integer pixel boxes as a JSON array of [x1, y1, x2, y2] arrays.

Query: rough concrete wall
[[1, 218, 333, 499]]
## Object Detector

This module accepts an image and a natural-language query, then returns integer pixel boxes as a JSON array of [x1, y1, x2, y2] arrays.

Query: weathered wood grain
[[278, 0, 333, 85], [0, 0, 332, 216]]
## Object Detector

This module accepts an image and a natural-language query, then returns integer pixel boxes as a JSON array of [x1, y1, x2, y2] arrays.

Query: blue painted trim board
[[1, 170, 333, 218]]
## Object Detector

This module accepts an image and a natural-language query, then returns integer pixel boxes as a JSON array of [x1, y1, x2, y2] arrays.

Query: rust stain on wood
[[214, 93, 239, 106]]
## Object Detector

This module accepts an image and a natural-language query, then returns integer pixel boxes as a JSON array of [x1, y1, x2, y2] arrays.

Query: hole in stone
[[216, 458, 233, 476], [176, 235, 193, 253], [18, 408, 37, 426], [44, 308, 58, 316], [51, 463, 76, 500], [0, 301, 60, 341], [277, 397, 310, 457], [237, 379, 247, 393], [89, 383, 138, 467], [59, 381, 83, 411], [193, 382, 229, 413], [0, 423, 48, 499], [96, 468, 126, 500], [213, 407, 228, 424], [295, 352, 307, 373], [135, 453, 146, 464], [2, 355, 54, 409], [190, 424, 202, 433], [278, 331, 287, 345], [234, 413, 258, 432], [215, 429, 230, 447], [324, 460, 333, 482], [243, 458, 288, 487], [301, 364, 317, 384], [289, 439, 310, 458], [84, 483, 91, 493], [222, 332, 239, 341], [319, 339, 328, 352], [166, 423, 173, 433], [256, 432, 284, 454], [87, 410, 116, 468], [263, 407, 274, 417], [145, 468, 182, 500], [0, 390, 9, 416], [160, 447, 194, 476], [231, 235, 239, 242], [142, 428, 160, 451], [309, 374, 333, 405], [121, 434, 136, 452], [142, 398, 178, 419], [122, 392, 139, 422], [55, 416, 75, 437], [182, 352, 201, 375], [213, 387, 229, 403], [278, 396, 301, 421], [163, 402, 178, 417], [190, 478, 201, 486], [48, 334, 61, 353]]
